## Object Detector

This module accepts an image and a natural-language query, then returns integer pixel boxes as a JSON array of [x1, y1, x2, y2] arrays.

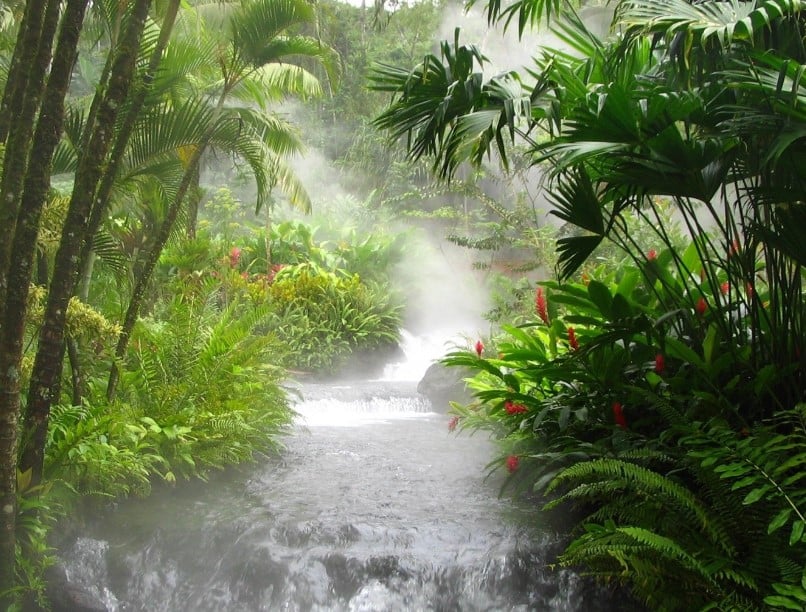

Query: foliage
[[266, 262, 402, 372], [43, 286, 295, 498], [445, 248, 806, 609]]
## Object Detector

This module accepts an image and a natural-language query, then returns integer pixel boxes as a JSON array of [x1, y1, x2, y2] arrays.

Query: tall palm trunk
[[21, 0, 152, 487], [69, 0, 181, 408], [0, 0, 89, 598], [0, 0, 61, 308], [78, 0, 182, 278]]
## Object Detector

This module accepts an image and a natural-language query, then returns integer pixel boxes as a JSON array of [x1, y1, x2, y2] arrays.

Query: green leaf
[[764, 595, 805, 610], [742, 485, 771, 505], [790, 520, 804, 546], [587, 280, 613, 320]]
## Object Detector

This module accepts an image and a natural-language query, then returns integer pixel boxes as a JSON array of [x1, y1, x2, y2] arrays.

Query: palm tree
[[103, 0, 339, 399], [371, 0, 806, 406]]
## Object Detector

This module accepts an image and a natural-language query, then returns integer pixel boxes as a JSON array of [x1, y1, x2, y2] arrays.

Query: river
[[61, 336, 615, 611]]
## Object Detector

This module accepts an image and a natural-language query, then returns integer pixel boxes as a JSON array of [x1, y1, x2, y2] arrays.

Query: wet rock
[[43, 564, 108, 612], [417, 362, 473, 411]]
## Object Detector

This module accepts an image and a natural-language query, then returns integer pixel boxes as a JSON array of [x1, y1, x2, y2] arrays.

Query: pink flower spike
[[535, 287, 550, 325], [612, 402, 627, 430], [506, 455, 519, 473], [647, 249, 658, 261], [475, 340, 484, 357], [696, 297, 708, 317], [229, 246, 242, 268], [720, 281, 729, 296], [567, 326, 579, 351], [504, 401, 528, 415], [448, 416, 459, 432]]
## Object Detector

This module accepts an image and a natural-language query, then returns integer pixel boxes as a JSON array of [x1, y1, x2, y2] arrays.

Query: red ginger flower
[[720, 281, 730, 296], [474, 340, 484, 357], [612, 401, 627, 430], [229, 246, 242, 268], [696, 297, 707, 316], [654, 353, 665, 374], [647, 248, 658, 261], [505, 455, 519, 473], [448, 416, 459, 432], [504, 401, 528, 415], [567, 326, 579, 351], [535, 287, 549, 325]]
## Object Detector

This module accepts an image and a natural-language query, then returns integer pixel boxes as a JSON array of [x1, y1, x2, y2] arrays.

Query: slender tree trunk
[[0, 0, 61, 313], [0, 0, 88, 600], [78, 0, 182, 276], [66, 338, 85, 407], [0, 0, 48, 144], [21, 0, 152, 486]]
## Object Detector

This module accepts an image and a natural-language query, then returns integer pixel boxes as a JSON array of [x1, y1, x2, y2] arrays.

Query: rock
[[417, 361, 473, 411], [42, 564, 108, 612]]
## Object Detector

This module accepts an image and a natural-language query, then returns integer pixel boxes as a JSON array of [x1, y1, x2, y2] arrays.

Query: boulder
[[417, 362, 473, 411], [42, 564, 108, 612]]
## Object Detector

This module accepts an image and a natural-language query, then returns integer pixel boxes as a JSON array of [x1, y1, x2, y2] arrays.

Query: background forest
[[2, 0, 806, 610]]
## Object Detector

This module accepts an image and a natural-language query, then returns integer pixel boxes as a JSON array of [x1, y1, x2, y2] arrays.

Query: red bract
[[654, 353, 665, 374], [696, 297, 707, 316], [612, 402, 627, 430], [535, 287, 550, 325], [505, 401, 528, 415], [567, 326, 579, 351], [647, 249, 658, 261], [720, 281, 730, 296], [746, 282, 754, 299], [448, 416, 459, 432], [229, 247, 242, 268], [474, 340, 484, 357], [506, 455, 519, 473]]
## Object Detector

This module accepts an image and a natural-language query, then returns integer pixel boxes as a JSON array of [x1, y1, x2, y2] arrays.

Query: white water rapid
[[59, 332, 617, 611]]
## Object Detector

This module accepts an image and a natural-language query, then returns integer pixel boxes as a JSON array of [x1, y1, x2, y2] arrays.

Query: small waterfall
[[380, 328, 466, 382]]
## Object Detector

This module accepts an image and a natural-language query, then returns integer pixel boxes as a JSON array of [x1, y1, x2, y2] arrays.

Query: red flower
[[505, 455, 519, 473], [654, 353, 665, 374], [229, 246, 242, 268], [647, 249, 658, 261], [474, 340, 484, 357], [535, 287, 550, 325], [730, 239, 740, 257], [567, 326, 579, 351], [720, 281, 729, 296], [505, 401, 528, 415], [746, 282, 754, 299], [612, 401, 627, 430], [695, 297, 707, 316], [448, 416, 459, 432]]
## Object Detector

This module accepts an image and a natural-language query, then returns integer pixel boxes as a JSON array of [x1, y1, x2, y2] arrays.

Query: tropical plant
[[444, 241, 806, 608], [266, 262, 403, 372]]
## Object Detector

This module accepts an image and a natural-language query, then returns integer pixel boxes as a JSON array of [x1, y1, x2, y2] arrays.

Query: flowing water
[[62, 334, 614, 611]]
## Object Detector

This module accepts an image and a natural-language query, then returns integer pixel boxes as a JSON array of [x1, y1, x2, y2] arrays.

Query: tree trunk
[[0, 0, 61, 314], [0, 0, 49, 144], [78, 0, 182, 276], [0, 0, 87, 605], [0, 0, 88, 600], [21, 0, 152, 486]]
